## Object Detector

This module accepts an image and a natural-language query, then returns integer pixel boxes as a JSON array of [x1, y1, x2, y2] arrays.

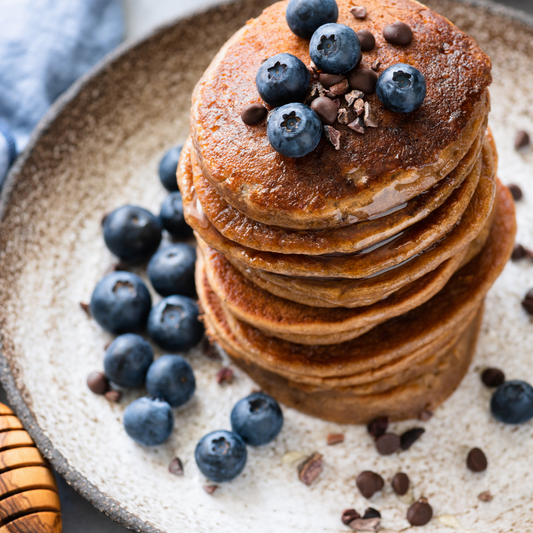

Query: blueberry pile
[[87, 145, 204, 446], [195, 392, 284, 482], [246, 0, 427, 158]]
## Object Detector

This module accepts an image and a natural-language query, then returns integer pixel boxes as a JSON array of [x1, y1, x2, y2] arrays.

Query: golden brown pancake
[[197, 182, 515, 384], [190, 0, 492, 229], [185, 130, 484, 255]]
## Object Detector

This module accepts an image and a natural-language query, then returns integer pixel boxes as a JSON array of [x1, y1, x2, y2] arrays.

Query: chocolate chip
[[241, 103, 267, 126], [203, 484, 218, 494], [342, 509, 361, 525], [216, 366, 234, 384], [508, 183, 523, 201], [104, 390, 122, 403], [515, 130, 530, 150], [383, 22, 413, 46], [400, 427, 425, 450], [87, 371, 110, 395], [522, 289, 533, 315], [376, 433, 400, 455], [348, 517, 381, 531], [371, 60, 381, 71], [478, 491, 493, 502], [298, 452, 323, 486], [367, 416, 389, 440], [350, 6, 367, 19], [327, 433, 345, 445], [169, 457, 184, 475], [324, 125, 341, 150], [311, 97, 339, 124], [348, 118, 365, 134], [319, 73, 346, 89], [356, 471, 384, 499], [80, 302, 91, 317], [512, 243, 526, 261], [481, 368, 505, 388], [391, 472, 410, 495], [363, 508, 381, 519], [348, 68, 378, 94], [407, 500, 433, 526], [357, 30, 375, 51], [467, 447, 488, 472], [419, 409, 433, 421]]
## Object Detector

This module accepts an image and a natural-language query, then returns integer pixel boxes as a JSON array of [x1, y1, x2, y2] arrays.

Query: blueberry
[[491, 380, 533, 424], [267, 103, 322, 158], [90, 272, 152, 334], [195, 430, 247, 482], [103, 205, 162, 263], [286, 0, 338, 39], [160, 192, 192, 238], [123, 396, 174, 446], [310, 23, 361, 75], [147, 244, 196, 298], [104, 334, 154, 387], [158, 145, 183, 192], [230, 392, 283, 446], [376, 63, 427, 113], [146, 354, 196, 407], [147, 295, 204, 351], [256, 53, 310, 107]]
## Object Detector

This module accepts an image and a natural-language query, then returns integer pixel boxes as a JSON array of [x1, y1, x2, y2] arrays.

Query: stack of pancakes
[[179, 0, 517, 423]]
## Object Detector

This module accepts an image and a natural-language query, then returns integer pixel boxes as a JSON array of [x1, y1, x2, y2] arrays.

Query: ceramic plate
[[1, 1, 533, 532]]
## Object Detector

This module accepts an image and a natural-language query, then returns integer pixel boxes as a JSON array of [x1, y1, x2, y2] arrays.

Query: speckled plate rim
[[0, 1, 531, 531]]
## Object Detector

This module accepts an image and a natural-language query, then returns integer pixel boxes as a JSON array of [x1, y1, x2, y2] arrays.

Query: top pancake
[[190, 0, 492, 229]]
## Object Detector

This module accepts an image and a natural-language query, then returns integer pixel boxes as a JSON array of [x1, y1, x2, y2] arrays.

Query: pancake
[[196, 181, 515, 383], [200, 258, 484, 423], [185, 128, 485, 255], [190, 0, 492, 229], [189, 138, 494, 279]]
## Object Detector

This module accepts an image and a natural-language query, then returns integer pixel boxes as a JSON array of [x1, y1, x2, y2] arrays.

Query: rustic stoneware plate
[[1, 1, 533, 532]]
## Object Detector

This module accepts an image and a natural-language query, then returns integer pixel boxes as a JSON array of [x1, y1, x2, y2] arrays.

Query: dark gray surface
[[0, 0, 530, 531]]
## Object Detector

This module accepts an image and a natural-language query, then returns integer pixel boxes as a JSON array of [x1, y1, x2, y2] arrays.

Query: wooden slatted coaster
[[0, 403, 62, 532]]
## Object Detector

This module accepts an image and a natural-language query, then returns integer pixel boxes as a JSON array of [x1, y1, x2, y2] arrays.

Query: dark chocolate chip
[[478, 491, 493, 502], [391, 472, 410, 496], [400, 427, 425, 450], [467, 447, 488, 472], [356, 471, 384, 499], [327, 433, 345, 445], [342, 509, 361, 525], [169, 457, 184, 475], [508, 183, 523, 201], [324, 125, 341, 150], [87, 371, 110, 395], [376, 433, 401, 455], [515, 130, 530, 150], [350, 6, 367, 19], [319, 73, 346, 89], [363, 508, 381, 519], [216, 366, 234, 384], [357, 29, 375, 51], [298, 452, 323, 486], [522, 289, 533, 315], [241, 104, 268, 126], [419, 409, 433, 421], [481, 367, 505, 388], [80, 302, 91, 317], [104, 390, 122, 403], [311, 96, 339, 124], [407, 500, 433, 526], [512, 243, 526, 261], [383, 22, 413, 46], [367, 416, 389, 440], [348, 68, 378, 94], [203, 484, 218, 494]]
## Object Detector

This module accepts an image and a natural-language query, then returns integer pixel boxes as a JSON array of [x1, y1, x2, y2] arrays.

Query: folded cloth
[[0, 0, 124, 187]]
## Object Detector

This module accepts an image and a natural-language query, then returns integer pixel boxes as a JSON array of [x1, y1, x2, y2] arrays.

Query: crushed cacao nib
[[342, 509, 361, 525], [324, 126, 342, 150], [298, 452, 323, 486], [348, 118, 365, 134], [350, 6, 367, 19], [203, 484, 218, 494], [345, 90, 365, 106], [348, 517, 381, 531], [169, 457, 184, 475], [364, 102, 378, 127], [216, 366, 234, 384], [80, 302, 91, 317], [327, 433, 345, 445], [353, 99, 365, 116], [337, 108, 351, 125]]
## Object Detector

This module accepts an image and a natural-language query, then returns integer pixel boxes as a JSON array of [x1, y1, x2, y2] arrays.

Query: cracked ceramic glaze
[[0, 1, 533, 532]]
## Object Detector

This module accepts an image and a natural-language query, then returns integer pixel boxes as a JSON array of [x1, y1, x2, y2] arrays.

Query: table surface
[[1, 0, 531, 531]]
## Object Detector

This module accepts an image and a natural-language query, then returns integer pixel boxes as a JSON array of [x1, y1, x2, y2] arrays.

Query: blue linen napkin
[[0, 0, 124, 187]]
